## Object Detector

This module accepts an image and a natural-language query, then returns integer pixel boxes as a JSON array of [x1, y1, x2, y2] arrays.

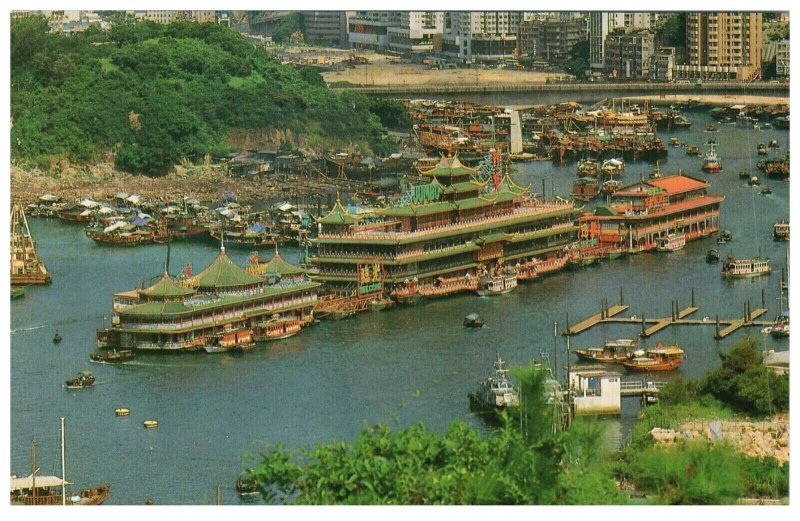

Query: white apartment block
[[775, 39, 789, 77], [442, 11, 522, 62], [387, 12, 444, 53], [348, 11, 401, 49]]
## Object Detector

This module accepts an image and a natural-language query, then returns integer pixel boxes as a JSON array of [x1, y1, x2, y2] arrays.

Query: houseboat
[[721, 254, 771, 278], [773, 221, 789, 241], [95, 246, 319, 352], [574, 339, 638, 363], [701, 142, 722, 172], [476, 265, 518, 296], [311, 155, 581, 301], [253, 315, 302, 341], [578, 175, 724, 254], [655, 232, 686, 252], [571, 177, 599, 201], [622, 343, 685, 372]]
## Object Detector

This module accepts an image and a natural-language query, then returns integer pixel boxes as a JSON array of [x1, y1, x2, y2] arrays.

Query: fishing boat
[[574, 338, 638, 363], [464, 313, 484, 328], [668, 137, 680, 147], [600, 158, 624, 176], [686, 145, 701, 156], [721, 254, 771, 278], [571, 177, 599, 201], [10, 420, 111, 505], [655, 232, 686, 252], [206, 328, 256, 352], [706, 124, 717, 132], [622, 343, 685, 372], [52, 331, 62, 344], [773, 221, 789, 241], [649, 161, 663, 179], [253, 315, 301, 341], [769, 139, 780, 148], [749, 176, 761, 186], [576, 157, 600, 176], [706, 249, 720, 263], [701, 142, 722, 172], [601, 179, 621, 195], [476, 266, 517, 296], [65, 370, 95, 390], [468, 354, 520, 409], [716, 230, 733, 244], [11, 286, 26, 299], [10, 204, 51, 285], [89, 349, 134, 363], [757, 143, 768, 156]]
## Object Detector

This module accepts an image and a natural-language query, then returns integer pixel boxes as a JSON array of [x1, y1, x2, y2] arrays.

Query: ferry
[[574, 338, 638, 363], [701, 142, 722, 172], [773, 221, 789, 241], [721, 254, 771, 278], [622, 343, 685, 372], [655, 232, 686, 252], [476, 266, 517, 296], [253, 315, 302, 341]]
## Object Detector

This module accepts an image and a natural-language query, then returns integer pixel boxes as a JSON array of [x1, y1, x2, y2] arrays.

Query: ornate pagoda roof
[[419, 155, 477, 178], [496, 172, 530, 195], [318, 194, 359, 225], [261, 248, 305, 277], [139, 273, 196, 298], [187, 248, 264, 289]]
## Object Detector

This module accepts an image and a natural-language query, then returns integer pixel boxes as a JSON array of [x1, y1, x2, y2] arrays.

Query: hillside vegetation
[[11, 15, 401, 176]]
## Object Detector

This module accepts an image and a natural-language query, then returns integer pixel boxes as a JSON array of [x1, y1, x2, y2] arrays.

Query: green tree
[[271, 12, 304, 44], [11, 15, 51, 65], [562, 40, 589, 79]]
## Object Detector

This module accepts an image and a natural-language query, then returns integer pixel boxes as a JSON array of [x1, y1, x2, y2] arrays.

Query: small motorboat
[[90, 349, 134, 363], [761, 186, 772, 195], [115, 408, 130, 417], [706, 249, 720, 263], [65, 370, 95, 390], [706, 124, 717, 132], [769, 139, 780, 148], [739, 170, 750, 179], [143, 420, 159, 428], [749, 176, 761, 186], [717, 230, 733, 244], [464, 313, 484, 328], [53, 331, 62, 344]]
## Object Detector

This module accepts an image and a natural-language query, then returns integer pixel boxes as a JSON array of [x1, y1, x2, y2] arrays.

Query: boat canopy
[[603, 158, 623, 166], [10, 474, 72, 491], [97, 206, 115, 215], [102, 221, 127, 233], [465, 313, 480, 321], [79, 199, 99, 208], [39, 194, 59, 202], [126, 195, 141, 204]]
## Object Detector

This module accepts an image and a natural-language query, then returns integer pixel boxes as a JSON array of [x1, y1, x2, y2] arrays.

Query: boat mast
[[61, 417, 66, 505], [31, 438, 37, 501]]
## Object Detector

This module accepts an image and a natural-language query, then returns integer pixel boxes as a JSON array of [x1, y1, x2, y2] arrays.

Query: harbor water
[[10, 106, 789, 504]]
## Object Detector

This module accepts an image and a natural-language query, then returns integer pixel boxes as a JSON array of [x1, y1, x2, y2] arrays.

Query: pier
[[620, 380, 666, 397], [564, 288, 772, 339]]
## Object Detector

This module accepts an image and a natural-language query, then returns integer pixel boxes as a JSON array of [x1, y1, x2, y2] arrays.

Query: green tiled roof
[[419, 155, 477, 178], [412, 201, 457, 216], [594, 205, 618, 216], [477, 232, 510, 244], [260, 250, 305, 276], [509, 225, 577, 243], [121, 300, 193, 317], [378, 206, 417, 217], [319, 197, 359, 225], [497, 173, 530, 195], [139, 274, 197, 298], [189, 249, 264, 289], [444, 181, 486, 193]]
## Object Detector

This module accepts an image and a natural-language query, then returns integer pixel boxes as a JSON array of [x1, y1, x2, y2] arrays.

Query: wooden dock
[[715, 308, 768, 339], [564, 304, 629, 335], [564, 288, 772, 340]]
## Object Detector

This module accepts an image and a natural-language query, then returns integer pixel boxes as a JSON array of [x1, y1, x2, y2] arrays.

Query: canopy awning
[[39, 194, 59, 202], [79, 199, 99, 208], [10, 474, 73, 491]]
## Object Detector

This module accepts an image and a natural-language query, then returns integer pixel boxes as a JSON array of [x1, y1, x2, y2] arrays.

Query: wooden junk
[[10, 203, 51, 285]]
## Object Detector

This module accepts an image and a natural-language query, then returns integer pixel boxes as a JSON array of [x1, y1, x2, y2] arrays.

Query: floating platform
[[564, 304, 629, 335]]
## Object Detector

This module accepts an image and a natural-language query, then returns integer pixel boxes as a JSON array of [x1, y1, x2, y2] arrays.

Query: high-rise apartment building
[[442, 11, 522, 62], [387, 12, 444, 53], [348, 11, 401, 50], [675, 12, 763, 80], [608, 12, 660, 31], [517, 17, 587, 64], [304, 11, 349, 47], [604, 29, 655, 79], [588, 12, 609, 68]]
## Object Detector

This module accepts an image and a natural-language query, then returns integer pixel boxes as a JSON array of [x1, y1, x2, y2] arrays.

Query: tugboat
[[701, 142, 722, 172], [706, 249, 720, 263], [574, 338, 638, 363], [468, 353, 520, 410], [464, 313, 484, 328], [721, 254, 771, 278], [622, 343, 685, 372], [52, 330, 62, 344], [65, 370, 95, 389], [773, 221, 789, 241], [476, 264, 517, 296]]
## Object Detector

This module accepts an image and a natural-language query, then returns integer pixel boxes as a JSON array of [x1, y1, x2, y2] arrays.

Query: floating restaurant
[[95, 246, 319, 352], [578, 174, 724, 253], [311, 155, 582, 299]]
